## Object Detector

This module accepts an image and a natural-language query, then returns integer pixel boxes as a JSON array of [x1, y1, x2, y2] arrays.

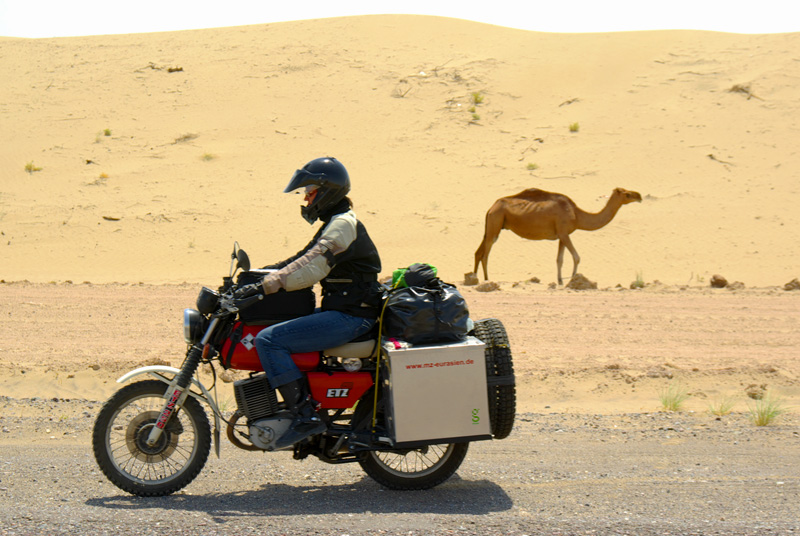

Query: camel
[[473, 187, 642, 285]]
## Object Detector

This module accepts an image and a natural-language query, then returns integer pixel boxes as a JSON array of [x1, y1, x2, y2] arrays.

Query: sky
[[0, 0, 796, 38]]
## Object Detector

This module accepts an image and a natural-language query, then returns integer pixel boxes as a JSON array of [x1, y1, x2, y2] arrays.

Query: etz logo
[[326, 381, 354, 399]]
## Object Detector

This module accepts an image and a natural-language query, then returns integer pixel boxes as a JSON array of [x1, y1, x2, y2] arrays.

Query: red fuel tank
[[220, 322, 320, 372]]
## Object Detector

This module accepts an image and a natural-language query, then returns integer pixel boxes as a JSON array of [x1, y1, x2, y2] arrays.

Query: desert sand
[[2, 15, 799, 287], [1, 18, 799, 534], [1, 15, 799, 410]]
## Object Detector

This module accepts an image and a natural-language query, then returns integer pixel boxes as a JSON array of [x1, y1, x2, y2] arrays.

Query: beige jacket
[[260, 210, 359, 294]]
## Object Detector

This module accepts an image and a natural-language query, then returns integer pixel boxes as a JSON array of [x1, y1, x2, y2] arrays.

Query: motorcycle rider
[[235, 157, 382, 449]]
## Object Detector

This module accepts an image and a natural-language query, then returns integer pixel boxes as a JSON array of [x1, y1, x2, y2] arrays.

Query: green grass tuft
[[659, 381, 690, 412], [707, 395, 737, 416], [24, 161, 43, 174], [748, 394, 787, 426]]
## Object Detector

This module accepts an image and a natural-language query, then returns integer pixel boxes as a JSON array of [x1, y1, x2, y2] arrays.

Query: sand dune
[[2, 17, 799, 422], [1, 16, 799, 289]]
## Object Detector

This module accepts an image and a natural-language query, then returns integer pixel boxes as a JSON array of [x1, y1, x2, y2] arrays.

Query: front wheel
[[359, 442, 469, 490], [92, 380, 211, 497]]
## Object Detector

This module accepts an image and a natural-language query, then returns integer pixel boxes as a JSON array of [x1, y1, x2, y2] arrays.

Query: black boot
[[274, 380, 326, 449]]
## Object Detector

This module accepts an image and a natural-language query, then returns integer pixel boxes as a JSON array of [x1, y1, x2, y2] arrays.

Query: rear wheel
[[360, 442, 469, 490], [472, 318, 516, 439], [92, 380, 211, 497]]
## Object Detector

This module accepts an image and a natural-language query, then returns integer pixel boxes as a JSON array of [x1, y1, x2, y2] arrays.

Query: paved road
[[1, 405, 798, 535]]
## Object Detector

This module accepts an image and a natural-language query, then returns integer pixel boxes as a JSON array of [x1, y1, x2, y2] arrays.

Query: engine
[[233, 374, 280, 421], [233, 374, 292, 451]]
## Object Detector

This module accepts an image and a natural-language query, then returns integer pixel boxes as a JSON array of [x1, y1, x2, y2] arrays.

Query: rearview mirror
[[237, 249, 251, 273]]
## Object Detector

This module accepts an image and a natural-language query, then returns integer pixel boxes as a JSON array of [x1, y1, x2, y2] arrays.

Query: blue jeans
[[254, 310, 376, 388]]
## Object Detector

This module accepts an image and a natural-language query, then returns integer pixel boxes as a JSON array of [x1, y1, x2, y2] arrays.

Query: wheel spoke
[[105, 393, 199, 484], [375, 443, 453, 477], [93, 380, 212, 496]]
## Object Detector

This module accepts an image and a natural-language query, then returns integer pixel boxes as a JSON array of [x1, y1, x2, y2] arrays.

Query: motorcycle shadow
[[86, 475, 512, 517]]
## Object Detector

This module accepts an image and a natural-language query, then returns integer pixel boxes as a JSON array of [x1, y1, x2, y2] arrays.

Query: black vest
[[267, 202, 382, 318]]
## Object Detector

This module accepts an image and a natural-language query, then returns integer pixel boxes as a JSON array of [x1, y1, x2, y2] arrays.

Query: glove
[[234, 283, 263, 300], [261, 273, 282, 294]]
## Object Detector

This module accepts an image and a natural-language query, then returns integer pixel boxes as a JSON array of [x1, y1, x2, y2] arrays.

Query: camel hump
[[506, 188, 572, 205]]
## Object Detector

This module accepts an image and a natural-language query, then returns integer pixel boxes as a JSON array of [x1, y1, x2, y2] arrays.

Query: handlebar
[[235, 293, 264, 311], [217, 290, 264, 315]]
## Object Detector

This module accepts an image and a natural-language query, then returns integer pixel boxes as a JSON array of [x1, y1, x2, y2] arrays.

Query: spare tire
[[472, 318, 516, 439]]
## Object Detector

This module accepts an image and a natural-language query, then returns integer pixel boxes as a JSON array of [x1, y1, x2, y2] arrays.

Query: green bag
[[391, 263, 438, 289]]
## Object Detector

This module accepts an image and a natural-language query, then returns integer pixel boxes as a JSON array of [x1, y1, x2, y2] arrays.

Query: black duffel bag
[[383, 275, 470, 346], [236, 270, 316, 323]]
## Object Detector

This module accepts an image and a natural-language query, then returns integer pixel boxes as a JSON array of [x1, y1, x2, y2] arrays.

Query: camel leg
[[474, 207, 504, 281], [560, 234, 580, 283], [473, 241, 486, 279], [556, 235, 580, 285], [474, 238, 494, 280]]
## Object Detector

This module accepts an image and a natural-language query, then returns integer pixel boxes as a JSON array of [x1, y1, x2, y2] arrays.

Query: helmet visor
[[284, 168, 326, 193]]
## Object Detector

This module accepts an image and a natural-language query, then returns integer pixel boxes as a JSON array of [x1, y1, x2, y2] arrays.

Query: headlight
[[196, 286, 220, 315], [183, 308, 205, 344]]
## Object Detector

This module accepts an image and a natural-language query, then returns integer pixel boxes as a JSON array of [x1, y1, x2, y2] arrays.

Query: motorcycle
[[92, 243, 516, 496]]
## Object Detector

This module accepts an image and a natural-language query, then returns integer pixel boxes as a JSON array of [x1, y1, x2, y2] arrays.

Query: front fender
[[117, 365, 222, 456], [117, 365, 183, 386]]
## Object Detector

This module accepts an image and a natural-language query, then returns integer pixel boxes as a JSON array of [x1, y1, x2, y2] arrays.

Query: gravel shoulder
[[1, 403, 798, 536]]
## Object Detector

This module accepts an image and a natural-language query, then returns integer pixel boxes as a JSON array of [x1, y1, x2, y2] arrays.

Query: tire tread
[[473, 318, 516, 439]]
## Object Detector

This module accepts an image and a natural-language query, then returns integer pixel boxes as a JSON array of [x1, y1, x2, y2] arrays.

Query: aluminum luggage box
[[383, 336, 492, 446]]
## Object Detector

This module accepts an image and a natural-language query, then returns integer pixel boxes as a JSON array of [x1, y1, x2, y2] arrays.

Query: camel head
[[612, 188, 643, 205]]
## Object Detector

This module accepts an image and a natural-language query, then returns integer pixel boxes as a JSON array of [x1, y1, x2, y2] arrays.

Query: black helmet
[[284, 157, 351, 224]]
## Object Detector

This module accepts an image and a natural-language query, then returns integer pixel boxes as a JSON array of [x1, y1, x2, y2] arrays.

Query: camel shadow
[[85, 475, 512, 521]]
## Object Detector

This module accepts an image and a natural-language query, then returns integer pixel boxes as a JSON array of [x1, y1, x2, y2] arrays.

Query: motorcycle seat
[[323, 339, 377, 359]]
